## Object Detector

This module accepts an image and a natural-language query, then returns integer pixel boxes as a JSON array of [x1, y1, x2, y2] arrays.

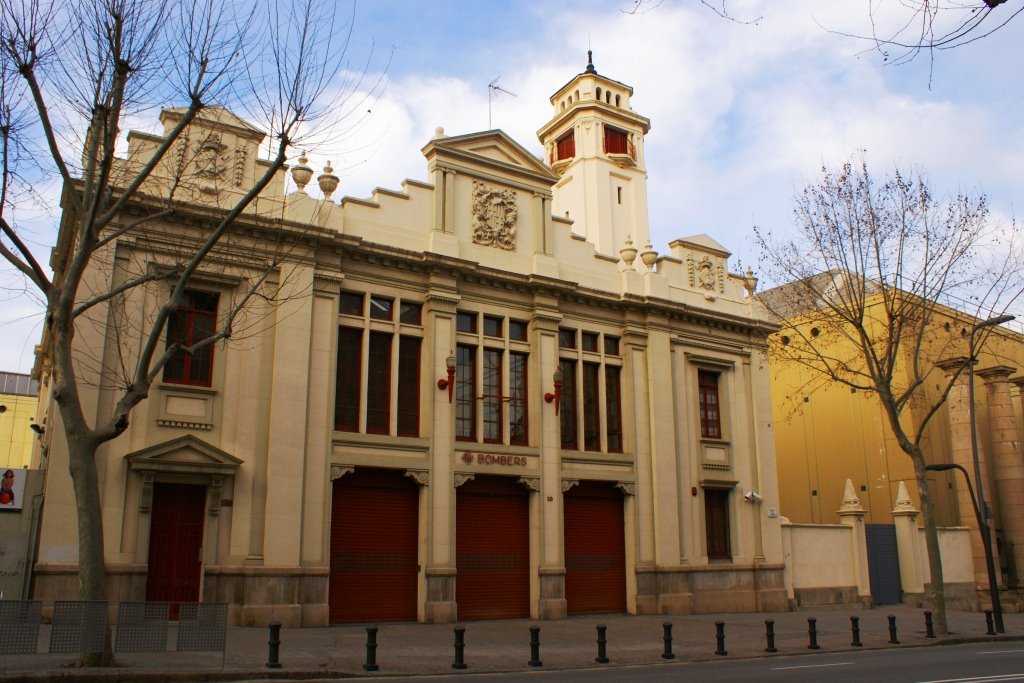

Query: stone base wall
[[203, 566, 329, 627], [634, 564, 788, 615], [791, 586, 869, 609]]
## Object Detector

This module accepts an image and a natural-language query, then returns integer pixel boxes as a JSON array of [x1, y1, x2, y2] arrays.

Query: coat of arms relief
[[471, 181, 518, 251]]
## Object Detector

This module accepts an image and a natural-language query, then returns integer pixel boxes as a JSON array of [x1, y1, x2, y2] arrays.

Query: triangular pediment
[[423, 130, 558, 185], [160, 106, 265, 141], [126, 435, 242, 475], [671, 234, 732, 258]]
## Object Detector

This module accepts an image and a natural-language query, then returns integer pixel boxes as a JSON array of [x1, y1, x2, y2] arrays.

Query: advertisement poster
[[0, 468, 26, 511]]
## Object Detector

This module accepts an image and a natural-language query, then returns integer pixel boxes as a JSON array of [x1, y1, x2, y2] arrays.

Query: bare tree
[[755, 158, 1024, 634], [0, 0, 383, 665]]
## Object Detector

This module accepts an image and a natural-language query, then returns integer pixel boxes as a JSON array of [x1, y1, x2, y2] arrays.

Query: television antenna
[[488, 77, 517, 129]]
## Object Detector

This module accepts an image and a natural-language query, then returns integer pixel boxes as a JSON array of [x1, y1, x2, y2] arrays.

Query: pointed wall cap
[[893, 480, 918, 514], [838, 478, 865, 513]]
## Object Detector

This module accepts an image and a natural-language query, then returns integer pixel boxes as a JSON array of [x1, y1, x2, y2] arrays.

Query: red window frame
[[397, 336, 421, 436], [455, 345, 476, 441], [559, 359, 578, 450], [482, 349, 503, 444], [163, 291, 218, 386], [605, 365, 623, 453], [582, 362, 601, 451], [334, 327, 362, 431], [698, 370, 722, 439], [509, 352, 528, 446], [366, 332, 392, 434], [556, 131, 575, 161]]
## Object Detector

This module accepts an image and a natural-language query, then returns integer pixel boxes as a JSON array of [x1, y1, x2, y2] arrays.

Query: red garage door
[[330, 468, 419, 623], [456, 476, 530, 620], [564, 481, 626, 614]]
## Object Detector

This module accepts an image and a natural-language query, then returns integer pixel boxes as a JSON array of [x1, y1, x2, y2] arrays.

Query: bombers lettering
[[461, 452, 528, 467]]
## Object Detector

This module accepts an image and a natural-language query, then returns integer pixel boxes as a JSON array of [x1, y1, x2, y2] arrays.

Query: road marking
[[772, 662, 854, 671], [917, 674, 1024, 683], [978, 650, 1024, 655]]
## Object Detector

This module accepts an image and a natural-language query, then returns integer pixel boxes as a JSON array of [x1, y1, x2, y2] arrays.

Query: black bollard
[[888, 615, 900, 644], [266, 621, 282, 669], [452, 627, 467, 670], [765, 619, 777, 653], [364, 626, 379, 672], [715, 621, 728, 656], [595, 624, 609, 663], [807, 617, 820, 650], [850, 616, 862, 647], [528, 626, 542, 667], [924, 611, 935, 639], [985, 610, 996, 636], [662, 622, 675, 660]]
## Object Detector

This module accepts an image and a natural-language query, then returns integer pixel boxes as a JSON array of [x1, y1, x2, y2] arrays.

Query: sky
[[2, 0, 1022, 374]]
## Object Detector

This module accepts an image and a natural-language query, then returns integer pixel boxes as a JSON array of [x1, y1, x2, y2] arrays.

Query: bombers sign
[[461, 452, 528, 467]]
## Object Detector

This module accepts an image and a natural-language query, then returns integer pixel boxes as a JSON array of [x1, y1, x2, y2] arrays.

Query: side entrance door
[[865, 523, 902, 605], [146, 483, 206, 615]]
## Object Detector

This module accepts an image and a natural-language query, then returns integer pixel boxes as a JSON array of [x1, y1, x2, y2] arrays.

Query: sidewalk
[[2, 605, 1021, 681]]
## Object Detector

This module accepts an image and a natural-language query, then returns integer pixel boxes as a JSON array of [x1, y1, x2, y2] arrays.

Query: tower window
[[605, 127, 630, 156], [555, 131, 575, 162], [615, 94, 621, 107], [596, 86, 602, 100], [617, 187, 622, 204]]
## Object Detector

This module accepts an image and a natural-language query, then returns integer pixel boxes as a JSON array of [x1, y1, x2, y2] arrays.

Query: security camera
[[743, 490, 762, 503]]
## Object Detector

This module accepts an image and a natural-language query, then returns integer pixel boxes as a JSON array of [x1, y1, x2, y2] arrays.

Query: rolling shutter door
[[564, 481, 626, 614], [330, 468, 419, 623], [456, 476, 530, 619]]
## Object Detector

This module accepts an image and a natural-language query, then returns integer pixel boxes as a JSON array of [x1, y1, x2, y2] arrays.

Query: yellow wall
[[770, 296, 1024, 526], [0, 391, 37, 469]]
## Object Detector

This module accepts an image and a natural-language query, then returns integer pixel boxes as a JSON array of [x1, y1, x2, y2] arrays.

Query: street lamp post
[[965, 313, 1014, 633]]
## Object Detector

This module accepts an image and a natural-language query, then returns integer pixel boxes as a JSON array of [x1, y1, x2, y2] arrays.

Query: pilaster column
[[979, 366, 1023, 587], [936, 357, 997, 590], [892, 482, 925, 596]]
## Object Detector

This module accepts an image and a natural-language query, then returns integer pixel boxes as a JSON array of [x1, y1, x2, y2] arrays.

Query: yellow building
[[31, 57, 788, 625], [0, 372, 39, 469], [767, 275, 1024, 594]]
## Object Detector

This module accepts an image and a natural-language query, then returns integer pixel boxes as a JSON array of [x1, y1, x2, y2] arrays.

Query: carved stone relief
[[561, 479, 580, 493], [518, 476, 540, 492], [454, 473, 476, 488], [330, 465, 355, 481], [471, 181, 518, 251], [405, 469, 430, 486]]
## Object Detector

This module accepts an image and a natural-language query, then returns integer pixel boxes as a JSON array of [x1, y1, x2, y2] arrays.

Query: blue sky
[[2, 0, 1022, 373]]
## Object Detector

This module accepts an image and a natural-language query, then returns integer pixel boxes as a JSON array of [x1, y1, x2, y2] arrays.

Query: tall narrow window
[[582, 362, 601, 451], [482, 349, 503, 444], [163, 290, 218, 386], [456, 345, 476, 441], [559, 359, 578, 450], [509, 352, 528, 446], [704, 489, 731, 560], [334, 327, 362, 431], [397, 336, 421, 437], [698, 370, 722, 439], [366, 332, 392, 434], [605, 366, 623, 453], [604, 127, 629, 155], [556, 131, 575, 161]]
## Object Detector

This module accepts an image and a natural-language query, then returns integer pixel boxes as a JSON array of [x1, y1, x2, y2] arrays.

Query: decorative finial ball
[[434, 127, 445, 138]]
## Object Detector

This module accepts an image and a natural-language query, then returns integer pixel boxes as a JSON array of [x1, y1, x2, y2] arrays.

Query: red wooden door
[[564, 481, 626, 614], [330, 468, 419, 623], [146, 483, 206, 613], [456, 476, 530, 620]]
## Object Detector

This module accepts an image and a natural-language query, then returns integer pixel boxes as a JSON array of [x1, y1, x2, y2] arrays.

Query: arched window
[[606, 91, 611, 103], [596, 87, 602, 100], [615, 94, 621, 107]]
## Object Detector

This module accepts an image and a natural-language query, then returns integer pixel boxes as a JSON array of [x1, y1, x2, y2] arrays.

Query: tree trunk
[[912, 446, 948, 634], [64, 429, 115, 666]]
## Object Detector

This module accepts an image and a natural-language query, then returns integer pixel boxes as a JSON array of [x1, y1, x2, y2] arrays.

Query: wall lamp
[[437, 352, 456, 403], [29, 423, 45, 435], [544, 366, 565, 416]]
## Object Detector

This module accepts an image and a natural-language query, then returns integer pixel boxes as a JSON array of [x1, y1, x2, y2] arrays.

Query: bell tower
[[537, 52, 652, 257]]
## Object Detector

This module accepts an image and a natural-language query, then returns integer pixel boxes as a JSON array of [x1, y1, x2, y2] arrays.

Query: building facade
[[32, 59, 786, 625], [768, 281, 1024, 602]]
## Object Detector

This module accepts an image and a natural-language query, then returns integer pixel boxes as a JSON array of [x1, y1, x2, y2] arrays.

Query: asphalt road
[[310, 641, 1024, 683]]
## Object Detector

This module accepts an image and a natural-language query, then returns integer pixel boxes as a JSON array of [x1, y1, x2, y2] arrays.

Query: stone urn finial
[[290, 153, 313, 193], [639, 241, 658, 269], [619, 235, 638, 270], [318, 161, 339, 199], [743, 266, 758, 296]]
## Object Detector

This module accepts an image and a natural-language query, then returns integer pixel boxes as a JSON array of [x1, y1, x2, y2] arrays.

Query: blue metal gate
[[865, 523, 902, 605]]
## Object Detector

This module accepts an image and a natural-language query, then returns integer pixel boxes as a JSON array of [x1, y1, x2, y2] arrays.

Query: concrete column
[[892, 481, 925, 596], [837, 479, 871, 604], [936, 357, 995, 589], [979, 366, 1024, 587]]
